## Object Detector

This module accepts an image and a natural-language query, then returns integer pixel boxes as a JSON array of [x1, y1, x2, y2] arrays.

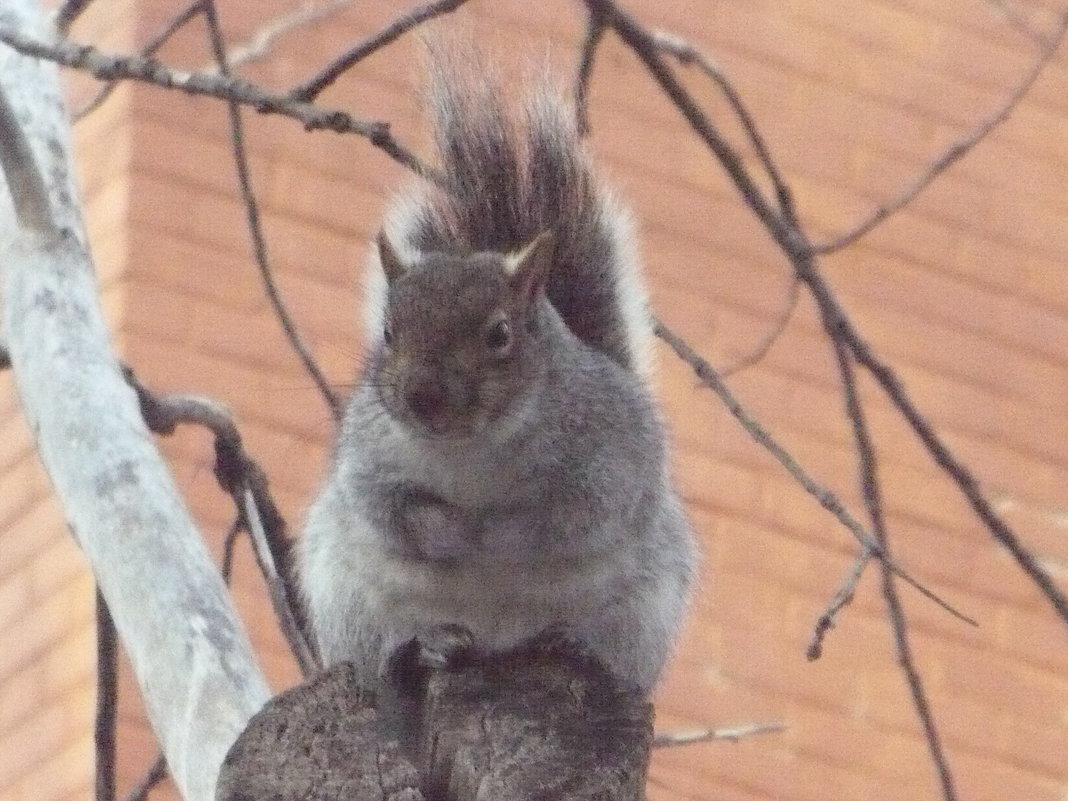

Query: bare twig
[[0, 24, 436, 177], [653, 29, 796, 218], [53, 0, 96, 36], [202, 0, 341, 421], [842, 309, 1068, 622], [653, 721, 786, 747], [288, 0, 472, 101], [832, 338, 958, 801], [812, 8, 1068, 254], [74, 1, 203, 121], [654, 317, 973, 627], [574, 8, 606, 136], [211, 0, 355, 73], [590, 0, 1066, 630], [720, 276, 800, 377], [806, 546, 874, 661], [122, 368, 314, 670], [654, 318, 873, 549], [95, 589, 118, 801], [241, 485, 318, 673], [122, 755, 167, 801], [982, 0, 1050, 45], [221, 518, 243, 583], [585, 0, 785, 238]]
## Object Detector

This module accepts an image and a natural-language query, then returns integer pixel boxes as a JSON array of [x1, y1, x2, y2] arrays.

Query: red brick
[[7, 736, 92, 801]]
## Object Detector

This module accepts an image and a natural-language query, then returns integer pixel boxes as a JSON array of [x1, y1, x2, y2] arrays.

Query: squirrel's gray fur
[[299, 56, 697, 694]]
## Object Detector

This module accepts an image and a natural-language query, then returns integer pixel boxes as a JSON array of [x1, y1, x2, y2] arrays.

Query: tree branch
[[806, 546, 873, 661], [832, 338, 958, 801], [52, 0, 94, 36], [0, 6, 270, 796], [812, 7, 1068, 254], [122, 368, 315, 671], [574, 7, 606, 137], [654, 318, 974, 629], [719, 275, 800, 377], [653, 721, 786, 747], [981, 0, 1051, 45], [212, 0, 355, 73], [74, 0, 202, 121], [0, 23, 436, 177], [201, 0, 341, 421], [288, 0, 472, 102], [590, 0, 1067, 631], [122, 755, 167, 801], [0, 79, 55, 233], [652, 29, 795, 218], [240, 485, 318, 673]]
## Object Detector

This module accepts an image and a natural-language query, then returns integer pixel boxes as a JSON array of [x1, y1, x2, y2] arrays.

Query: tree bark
[[0, 4, 271, 800], [218, 640, 653, 801]]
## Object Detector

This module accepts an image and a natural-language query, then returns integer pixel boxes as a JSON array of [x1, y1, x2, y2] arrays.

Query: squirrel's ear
[[506, 230, 554, 304], [377, 230, 406, 284]]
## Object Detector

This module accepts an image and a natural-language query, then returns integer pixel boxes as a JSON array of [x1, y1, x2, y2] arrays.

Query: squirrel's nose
[[406, 382, 447, 421]]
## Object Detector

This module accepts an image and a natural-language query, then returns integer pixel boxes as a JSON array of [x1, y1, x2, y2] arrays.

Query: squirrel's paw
[[383, 623, 477, 689]]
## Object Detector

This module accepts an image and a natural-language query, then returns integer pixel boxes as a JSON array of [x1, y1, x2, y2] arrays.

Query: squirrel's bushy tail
[[376, 52, 653, 376]]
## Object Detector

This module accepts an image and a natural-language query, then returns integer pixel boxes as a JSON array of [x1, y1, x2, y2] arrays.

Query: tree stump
[[217, 639, 653, 801]]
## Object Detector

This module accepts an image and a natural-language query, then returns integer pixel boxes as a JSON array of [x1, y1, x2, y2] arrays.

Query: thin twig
[[806, 546, 874, 661], [209, 0, 355, 73], [832, 338, 958, 801], [654, 317, 973, 627], [121, 755, 167, 801], [653, 29, 796, 218], [288, 0, 472, 101], [812, 8, 1068, 254], [842, 307, 1068, 623], [0, 24, 436, 178], [202, 0, 341, 421], [655, 319, 872, 548], [720, 276, 800, 377], [653, 721, 787, 747], [574, 8, 606, 136], [94, 589, 117, 801], [221, 518, 243, 583], [590, 0, 1065, 631], [982, 0, 1050, 45], [241, 485, 318, 673], [0, 342, 10, 370], [585, 0, 785, 239], [53, 0, 96, 36], [122, 367, 315, 668], [74, 1, 203, 121]]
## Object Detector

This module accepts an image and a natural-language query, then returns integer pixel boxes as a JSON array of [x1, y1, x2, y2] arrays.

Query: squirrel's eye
[[485, 319, 512, 352], [383, 325, 394, 346]]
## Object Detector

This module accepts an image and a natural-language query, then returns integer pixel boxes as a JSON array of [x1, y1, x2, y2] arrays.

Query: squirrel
[[298, 55, 697, 696]]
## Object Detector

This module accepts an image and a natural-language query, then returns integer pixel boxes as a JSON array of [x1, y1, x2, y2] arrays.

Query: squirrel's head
[[371, 229, 555, 439]]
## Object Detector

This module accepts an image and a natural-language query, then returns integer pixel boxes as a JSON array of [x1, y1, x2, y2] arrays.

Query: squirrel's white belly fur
[[301, 474, 651, 676]]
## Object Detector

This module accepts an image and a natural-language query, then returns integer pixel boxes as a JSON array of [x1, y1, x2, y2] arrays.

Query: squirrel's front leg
[[388, 485, 478, 563]]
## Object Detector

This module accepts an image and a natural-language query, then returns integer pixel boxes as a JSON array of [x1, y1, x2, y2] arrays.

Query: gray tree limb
[[0, 3, 270, 800]]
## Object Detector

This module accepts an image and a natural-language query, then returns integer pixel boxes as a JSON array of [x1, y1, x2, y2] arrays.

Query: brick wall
[[2, 0, 1067, 799]]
